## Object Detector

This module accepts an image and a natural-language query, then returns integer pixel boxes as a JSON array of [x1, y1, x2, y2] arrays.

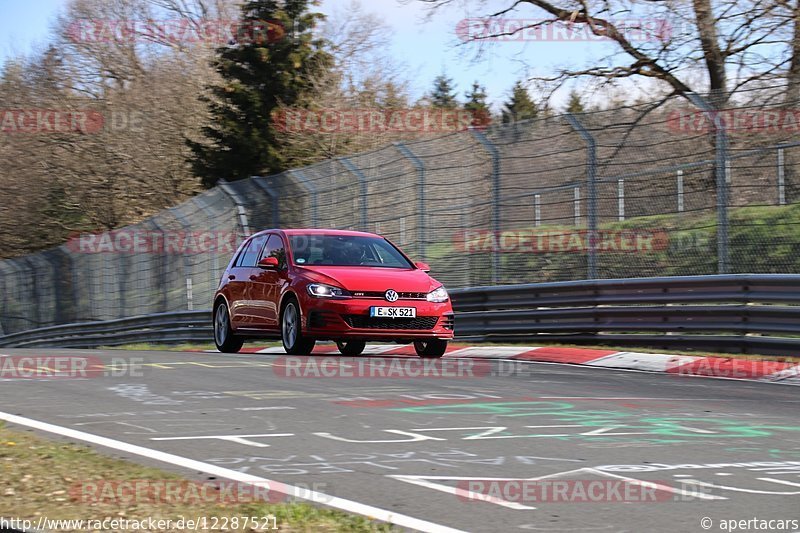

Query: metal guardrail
[[0, 311, 211, 349], [2, 275, 800, 355]]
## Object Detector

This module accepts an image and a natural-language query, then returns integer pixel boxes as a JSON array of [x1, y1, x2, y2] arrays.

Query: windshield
[[289, 234, 414, 268]]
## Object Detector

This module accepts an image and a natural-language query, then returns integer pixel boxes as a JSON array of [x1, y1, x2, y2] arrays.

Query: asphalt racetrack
[[2, 347, 800, 533]]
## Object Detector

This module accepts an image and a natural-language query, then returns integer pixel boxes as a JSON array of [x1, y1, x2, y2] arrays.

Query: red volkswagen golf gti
[[213, 229, 454, 357]]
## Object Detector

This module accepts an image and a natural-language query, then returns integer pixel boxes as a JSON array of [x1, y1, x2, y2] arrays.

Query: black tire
[[336, 340, 366, 356], [414, 339, 447, 358], [213, 301, 243, 353], [281, 298, 316, 355]]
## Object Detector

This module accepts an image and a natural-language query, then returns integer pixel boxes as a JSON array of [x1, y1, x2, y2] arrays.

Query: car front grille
[[350, 291, 427, 300], [344, 315, 439, 330]]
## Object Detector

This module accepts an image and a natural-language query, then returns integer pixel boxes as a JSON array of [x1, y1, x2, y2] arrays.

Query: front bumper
[[302, 298, 454, 341]]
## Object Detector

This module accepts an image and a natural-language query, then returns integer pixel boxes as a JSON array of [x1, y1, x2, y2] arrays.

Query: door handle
[[228, 275, 236, 280]]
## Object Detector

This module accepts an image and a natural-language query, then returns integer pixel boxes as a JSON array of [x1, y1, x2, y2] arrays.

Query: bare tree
[[419, 0, 800, 108], [0, 0, 240, 257], [277, 1, 417, 167]]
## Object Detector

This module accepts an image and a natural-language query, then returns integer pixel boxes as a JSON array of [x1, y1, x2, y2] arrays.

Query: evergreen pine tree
[[566, 90, 586, 113], [501, 80, 538, 124], [464, 81, 492, 128], [430, 74, 458, 109], [189, 0, 333, 187]]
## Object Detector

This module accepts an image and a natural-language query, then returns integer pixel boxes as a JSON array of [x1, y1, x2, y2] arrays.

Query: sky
[[0, 0, 627, 110]]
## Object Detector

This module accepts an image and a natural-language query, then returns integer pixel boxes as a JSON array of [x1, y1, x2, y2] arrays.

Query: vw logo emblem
[[384, 289, 399, 302]]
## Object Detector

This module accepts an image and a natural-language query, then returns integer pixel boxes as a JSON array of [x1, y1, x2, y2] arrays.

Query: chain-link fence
[[3, 91, 800, 334]]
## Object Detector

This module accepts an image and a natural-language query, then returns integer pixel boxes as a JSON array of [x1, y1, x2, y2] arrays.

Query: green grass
[[431, 203, 800, 285], [0, 423, 393, 532]]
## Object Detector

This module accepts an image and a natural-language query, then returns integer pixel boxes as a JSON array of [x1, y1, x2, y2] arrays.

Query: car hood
[[296, 266, 439, 292]]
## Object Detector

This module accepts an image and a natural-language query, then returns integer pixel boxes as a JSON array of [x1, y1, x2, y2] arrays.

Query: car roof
[[259, 228, 382, 238]]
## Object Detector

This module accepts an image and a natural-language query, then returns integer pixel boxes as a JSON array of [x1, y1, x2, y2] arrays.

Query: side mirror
[[258, 256, 279, 269], [415, 261, 431, 272]]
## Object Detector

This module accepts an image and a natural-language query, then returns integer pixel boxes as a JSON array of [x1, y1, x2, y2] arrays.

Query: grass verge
[[0, 424, 392, 532]]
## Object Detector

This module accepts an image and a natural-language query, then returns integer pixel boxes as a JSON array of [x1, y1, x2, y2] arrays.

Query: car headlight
[[426, 286, 449, 303], [307, 283, 350, 298]]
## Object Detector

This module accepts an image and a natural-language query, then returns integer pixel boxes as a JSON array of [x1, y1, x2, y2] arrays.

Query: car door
[[249, 234, 286, 330], [229, 234, 268, 328]]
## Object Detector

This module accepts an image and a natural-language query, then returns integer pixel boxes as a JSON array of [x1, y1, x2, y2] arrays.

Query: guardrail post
[[288, 169, 318, 227], [251, 175, 281, 227], [777, 147, 786, 205], [338, 157, 369, 231], [565, 113, 598, 279], [471, 130, 501, 285], [217, 180, 252, 238], [686, 93, 729, 274], [394, 142, 427, 261]]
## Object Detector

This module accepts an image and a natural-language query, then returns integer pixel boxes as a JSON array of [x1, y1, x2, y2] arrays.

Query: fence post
[[471, 129, 501, 284], [687, 92, 729, 274], [393, 142, 427, 261], [777, 147, 786, 205], [565, 113, 598, 279], [534, 194, 541, 227], [251, 175, 281, 227], [288, 169, 318, 227], [618, 179, 625, 221], [186, 278, 194, 311], [148, 217, 170, 313], [168, 207, 197, 313], [677, 170, 685, 212], [338, 157, 369, 231], [573, 187, 581, 226], [462, 204, 471, 288], [217, 180, 252, 238]]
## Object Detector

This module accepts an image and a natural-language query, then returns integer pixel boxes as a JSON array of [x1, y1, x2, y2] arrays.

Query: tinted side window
[[262, 235, 287, 269], [236, 235, 268, 267]]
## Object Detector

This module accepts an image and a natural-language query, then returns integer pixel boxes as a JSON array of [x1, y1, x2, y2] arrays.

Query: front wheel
[[336, 340, 366, 356], [281, 299, 316, 355], [214, 301, 243, 353], [414, 339, 447, 358]]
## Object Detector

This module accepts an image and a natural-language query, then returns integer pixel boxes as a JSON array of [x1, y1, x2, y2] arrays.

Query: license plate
[[370, 306, 416, 318]]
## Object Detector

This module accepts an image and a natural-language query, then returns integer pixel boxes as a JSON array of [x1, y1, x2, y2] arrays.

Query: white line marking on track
[[151, 433, 294, 448], [0, 411, 467, 533]]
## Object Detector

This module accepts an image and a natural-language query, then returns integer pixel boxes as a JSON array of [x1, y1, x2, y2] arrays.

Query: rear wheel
[[214, 301, 243, 353], [336, 340, 366, 356], [281, 299, 316, 355], [414, 339, 447, 358]]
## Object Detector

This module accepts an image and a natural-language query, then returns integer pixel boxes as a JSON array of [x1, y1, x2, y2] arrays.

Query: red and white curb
[[204, 344, 800, 386]]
